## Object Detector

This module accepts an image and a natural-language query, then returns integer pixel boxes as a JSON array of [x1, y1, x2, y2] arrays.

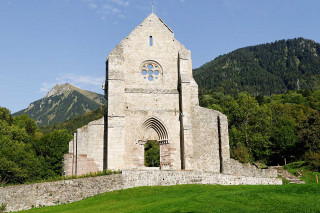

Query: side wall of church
[[63, 118, 104, 176], [179, 50, 194, 170], [191, 107, 221, 173]]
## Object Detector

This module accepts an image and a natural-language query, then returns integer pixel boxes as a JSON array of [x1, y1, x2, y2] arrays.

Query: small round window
[[140, 60, 162, 82], [142, 70, 147, 75]]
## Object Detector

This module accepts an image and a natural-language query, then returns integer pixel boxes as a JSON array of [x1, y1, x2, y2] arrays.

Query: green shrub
[[278, 175, 290, 185], [305, 151, 320, 172], [232, 143, 251, 163], [0, 203, 7, 213], [0, 176, 7, 187]]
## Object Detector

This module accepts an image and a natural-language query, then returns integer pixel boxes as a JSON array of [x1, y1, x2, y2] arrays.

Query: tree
[[0, 107, 13, 125], [269, 115, 297, 164], [0, 133, 43, 184], [297, 111, 320, 152], [144, 140, 160, 167], [13, 114, 38, 136], [36, 130, 73, 177]]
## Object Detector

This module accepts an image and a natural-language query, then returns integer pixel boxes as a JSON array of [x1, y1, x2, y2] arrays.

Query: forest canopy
[[0, 107, 72, 185], [194, 38, 320, 96], [199, 89, 320, 167]]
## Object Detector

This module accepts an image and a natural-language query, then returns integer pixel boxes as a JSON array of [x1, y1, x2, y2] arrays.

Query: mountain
[[40, 105, 105, 134], [193, 38, 320, 96], [13, 83, 107, 126]]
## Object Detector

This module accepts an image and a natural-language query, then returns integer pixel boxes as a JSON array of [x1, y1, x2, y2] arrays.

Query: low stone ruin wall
[[0, 174, 123, 212], [122, 170, 282, 187], [0, 170, 282, 212], [224, 159, 278, 178]]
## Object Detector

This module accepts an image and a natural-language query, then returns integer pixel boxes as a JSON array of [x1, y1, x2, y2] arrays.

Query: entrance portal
[[139, 117, 170, 169], [144, 140, 160, 167]]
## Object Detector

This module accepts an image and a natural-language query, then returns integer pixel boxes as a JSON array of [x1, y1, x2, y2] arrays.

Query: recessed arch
[[139, 117, 169, 144]]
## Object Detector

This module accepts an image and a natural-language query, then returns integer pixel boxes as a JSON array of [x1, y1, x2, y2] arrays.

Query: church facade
[[63, 14, 278, 182]]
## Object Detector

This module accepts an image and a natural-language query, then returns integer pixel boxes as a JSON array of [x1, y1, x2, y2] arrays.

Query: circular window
[[140, 60, 162, 82], [142, 70, 147, 75]]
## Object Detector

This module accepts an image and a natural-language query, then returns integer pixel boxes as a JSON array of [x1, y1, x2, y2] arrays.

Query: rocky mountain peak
[[14, 83, 106, 126], [45, 83, 75, 98]]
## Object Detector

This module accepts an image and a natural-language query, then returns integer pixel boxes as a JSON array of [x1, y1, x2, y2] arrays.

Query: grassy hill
[[193, 38, 320, 96], [21, 184, 320, 213], [13, 83, 106, 126]]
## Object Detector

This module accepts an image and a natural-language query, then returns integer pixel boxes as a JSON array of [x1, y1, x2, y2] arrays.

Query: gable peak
[[142, 13, 173, 33]]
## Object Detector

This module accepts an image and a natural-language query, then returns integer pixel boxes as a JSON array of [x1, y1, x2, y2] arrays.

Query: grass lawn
[[22, 184, 320, 213]]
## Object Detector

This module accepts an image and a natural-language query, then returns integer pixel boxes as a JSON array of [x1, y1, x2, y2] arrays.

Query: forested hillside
[[14, 83, 106, 126], [40, 105, 105, 134], [199, 89, 320, 168], [194, 38, 320, 96]]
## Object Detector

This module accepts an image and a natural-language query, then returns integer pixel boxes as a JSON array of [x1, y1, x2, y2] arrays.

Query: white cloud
[[135, 4, 149, 11], [40, 82, 56, 93], [40, 73, 104, 93], [89, 2, 98, 9], [82, 0, 129, 20], [56, 74, 104, 86], [110, 0, 129, 7]]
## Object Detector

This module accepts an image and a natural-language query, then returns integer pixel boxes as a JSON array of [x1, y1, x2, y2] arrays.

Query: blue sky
[[1, 0, 320, 113]]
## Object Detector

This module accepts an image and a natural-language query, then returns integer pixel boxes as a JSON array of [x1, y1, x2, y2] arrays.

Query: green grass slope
[[22, 184, 320, 213]]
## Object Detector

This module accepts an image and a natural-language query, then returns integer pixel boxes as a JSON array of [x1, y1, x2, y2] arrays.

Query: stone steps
[[269, 166, 305, 184]]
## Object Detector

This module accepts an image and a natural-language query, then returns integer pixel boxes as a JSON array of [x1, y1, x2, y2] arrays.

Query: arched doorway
[[139, 117, 169, 169]]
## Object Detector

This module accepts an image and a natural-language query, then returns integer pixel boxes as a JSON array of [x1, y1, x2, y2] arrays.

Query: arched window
[[140, 60, 162, 82]]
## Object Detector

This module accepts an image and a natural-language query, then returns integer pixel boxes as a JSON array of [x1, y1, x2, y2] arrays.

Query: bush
[[0, 203, 7, 213], [232, 143, 251, 163], [305, 151, 320, 172]]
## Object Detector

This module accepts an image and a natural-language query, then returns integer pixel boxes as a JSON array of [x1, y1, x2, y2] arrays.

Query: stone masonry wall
[[0, 174, 123, 212], [0, 170, 281, 212], [64, 118, 104, 176], [122, 170, 282, 187], [191, 107, 220, 173], [224, 159, 278, 178]]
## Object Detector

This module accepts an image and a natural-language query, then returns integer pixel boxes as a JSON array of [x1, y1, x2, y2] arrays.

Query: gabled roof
[[144, 13, 173, 33], [108, 13, 186, 58]]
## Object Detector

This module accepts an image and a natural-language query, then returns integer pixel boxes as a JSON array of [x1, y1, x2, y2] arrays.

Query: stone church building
[[63, 13, 279, 182]]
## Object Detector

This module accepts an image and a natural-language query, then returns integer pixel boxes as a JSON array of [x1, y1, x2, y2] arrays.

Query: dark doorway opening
[[144, 140, 160, 167]]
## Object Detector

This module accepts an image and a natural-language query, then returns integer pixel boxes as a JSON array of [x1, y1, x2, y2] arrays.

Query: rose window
[[141, 61, 161, 81]]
